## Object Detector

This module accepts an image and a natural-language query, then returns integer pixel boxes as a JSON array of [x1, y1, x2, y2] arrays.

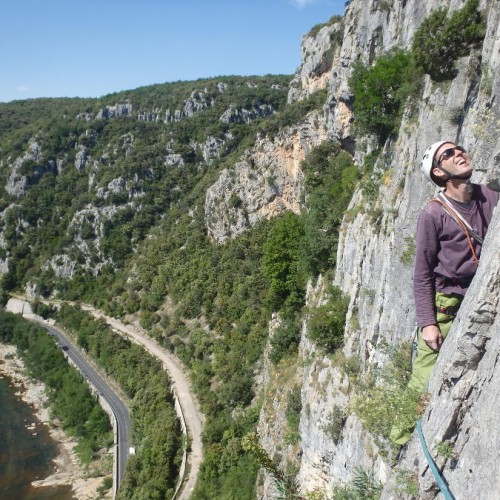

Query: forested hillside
[[2, 0, 500, 498], [0, 72, 347, 497]]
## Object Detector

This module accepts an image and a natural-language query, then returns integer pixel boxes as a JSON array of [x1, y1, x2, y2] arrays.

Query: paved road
[[81, 306, 205, 500], [8, 297, 204, 498], [37, 320, 131, 490]]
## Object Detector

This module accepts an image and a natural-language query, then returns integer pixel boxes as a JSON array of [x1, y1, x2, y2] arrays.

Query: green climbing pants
[[389, 291, 463, 446]]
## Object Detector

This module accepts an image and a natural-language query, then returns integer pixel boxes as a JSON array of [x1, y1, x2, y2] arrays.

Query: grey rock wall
[[256, 0, 500, 497], [205, 111, 328, 242]]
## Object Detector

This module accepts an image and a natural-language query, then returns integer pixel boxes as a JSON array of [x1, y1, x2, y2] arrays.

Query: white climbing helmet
[[420, 140, 449, 186]]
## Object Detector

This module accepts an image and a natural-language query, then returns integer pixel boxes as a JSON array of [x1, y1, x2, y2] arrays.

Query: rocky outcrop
[[205, 111, 328, 242], [5, 140, 58, 197], [288, 21, 343, 103], [74, 145, 89, 170], [96, 103, 133, 119], [219, 104, 276, 124], [165, 89, 215, 123], [191, 135, 232, 163], [255, 0, 500, 498]]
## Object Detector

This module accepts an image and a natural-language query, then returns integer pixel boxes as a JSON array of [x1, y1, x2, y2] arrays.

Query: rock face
[[5, 140, 58, 197], [205, 111, 328, 242], [96, 103, 133, 119], [252, 0, 500, 498], [219, 104, 276, 124], [288, 21, 343, 103]]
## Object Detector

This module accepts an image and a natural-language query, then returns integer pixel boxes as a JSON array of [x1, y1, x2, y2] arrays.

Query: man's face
[[433, 142, 472, 178]]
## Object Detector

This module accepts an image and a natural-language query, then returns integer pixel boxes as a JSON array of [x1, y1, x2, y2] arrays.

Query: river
[[0, 373, 74, 500]]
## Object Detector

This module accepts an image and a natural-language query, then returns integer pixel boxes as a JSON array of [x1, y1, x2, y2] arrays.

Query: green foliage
[[400, 237, 416, 266], [260, 89, 328, 139], [331, 466, 382, 499], [349, 49, 421, 142], [321, 405, 346, 444], [351, 342, 424, 455], [242, 432, 301, 499], [307, 286, 349, 352], [97, 476, 113, 497], [285, 386, 302, 445], [270, 312, 302, 365], [412, 0, 485, 81], [394, 468, 419, 497], [308, 15, 343, 38], [32, 300, 57, 319], [263, 212, 307, 311], [0, 310, 112, 462], [435, 440, 455, 460], [300, 142, 359, 276]]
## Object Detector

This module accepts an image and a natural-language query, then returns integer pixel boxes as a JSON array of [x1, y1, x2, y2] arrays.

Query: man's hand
[[422, 324, 443, 351]]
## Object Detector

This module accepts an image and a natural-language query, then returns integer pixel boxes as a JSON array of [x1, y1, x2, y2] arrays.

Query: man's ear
[[432, 166, 446, 180]]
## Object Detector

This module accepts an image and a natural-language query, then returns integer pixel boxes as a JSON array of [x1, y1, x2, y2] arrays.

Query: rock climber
[[390, 140, 499, 446]]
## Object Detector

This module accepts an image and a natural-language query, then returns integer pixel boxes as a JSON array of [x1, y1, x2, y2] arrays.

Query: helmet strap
[[437, 166, 472, 181]]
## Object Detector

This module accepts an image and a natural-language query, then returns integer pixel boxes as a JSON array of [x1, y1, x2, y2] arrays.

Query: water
[[0, 373, 74, 500]]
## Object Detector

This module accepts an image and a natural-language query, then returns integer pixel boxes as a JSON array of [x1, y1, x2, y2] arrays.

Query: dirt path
[[80, 305, 204, 500]]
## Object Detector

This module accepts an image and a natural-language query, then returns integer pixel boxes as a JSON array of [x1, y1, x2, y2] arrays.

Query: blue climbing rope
[[416, 419, 455, 500]]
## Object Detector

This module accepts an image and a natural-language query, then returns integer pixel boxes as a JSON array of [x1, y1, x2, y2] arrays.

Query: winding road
[[7, 297, 204, 499], [42, 322, 131, 489], [80, 305, 204, 500]]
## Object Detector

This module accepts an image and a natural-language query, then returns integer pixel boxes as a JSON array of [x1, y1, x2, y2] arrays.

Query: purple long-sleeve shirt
[[414, 184, 499, 328]]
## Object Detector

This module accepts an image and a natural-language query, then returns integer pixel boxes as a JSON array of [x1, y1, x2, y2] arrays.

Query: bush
[[263, 212, 306, 311], [331, 466, 383, 499], [351, 342, 424, 456], [301, 143, 359, 276], [285, 386, 302, 444], [349, 49, 418, 142], [269, 313, 301, 365], [322, 405, 346, 444], [307, 286, 349, 352], [412, 0, 485, 81]]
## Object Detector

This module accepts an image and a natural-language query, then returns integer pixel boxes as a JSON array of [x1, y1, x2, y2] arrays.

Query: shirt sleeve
[[414, 208, 439, 328]]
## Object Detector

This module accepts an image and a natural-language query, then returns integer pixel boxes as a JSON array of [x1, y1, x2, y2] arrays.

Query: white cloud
[[290, 0, 316, 8], [17, 85, 29, 93]]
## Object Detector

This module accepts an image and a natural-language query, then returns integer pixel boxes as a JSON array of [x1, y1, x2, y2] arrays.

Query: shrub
[[351, 342, 424, 456], [269, 313, 301, 365], [412, 0, 485, 81], [322, 405, 346, 444], [400, 237, 416, 266], [331, 466, 383, 499], [349, 49, 418, 143], [300, 143, 359, 277], [285, 386, 302, 444], [242, 432, 300, 498], [308, 15, 343, 38], [263, 212, 307, 311], [307, 286, 349, 352]]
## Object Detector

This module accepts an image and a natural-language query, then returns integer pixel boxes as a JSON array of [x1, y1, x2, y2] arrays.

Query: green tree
[[263, 212, 306, 311], [349, 49, 414, 142], [412, 0, 485, 81]]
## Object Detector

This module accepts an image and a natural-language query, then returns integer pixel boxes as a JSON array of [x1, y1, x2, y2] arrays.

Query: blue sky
[[0, 0, 345, 103]]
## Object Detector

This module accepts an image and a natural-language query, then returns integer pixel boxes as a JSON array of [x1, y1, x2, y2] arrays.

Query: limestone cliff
[[252, 0, 500, 498]]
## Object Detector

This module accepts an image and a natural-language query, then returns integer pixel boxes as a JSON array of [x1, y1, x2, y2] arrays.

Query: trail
[[80, 304, 204, 500]]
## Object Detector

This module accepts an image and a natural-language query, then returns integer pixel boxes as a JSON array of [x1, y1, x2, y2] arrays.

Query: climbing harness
[[436, 306, 458, 317], [431, 192, 483, 265], [434, 272, 474, 288], [416, 419, 456, 500]]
